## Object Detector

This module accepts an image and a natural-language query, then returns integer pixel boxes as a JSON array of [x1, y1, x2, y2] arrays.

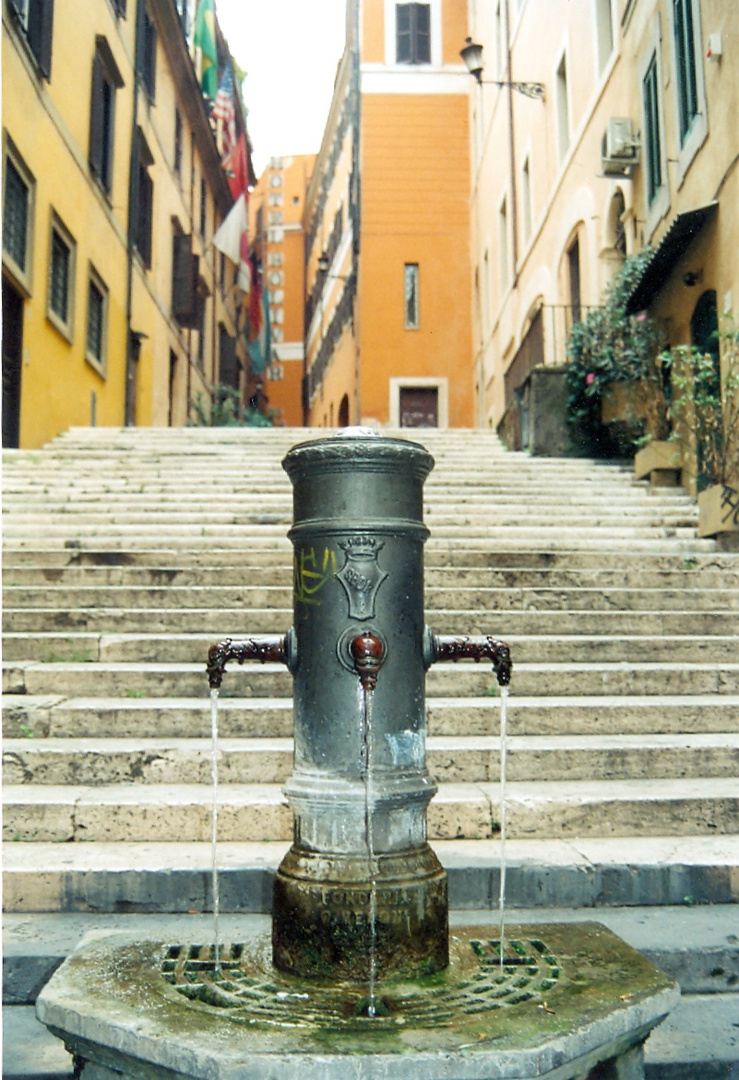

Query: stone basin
[[36, 921, 678, 1079]]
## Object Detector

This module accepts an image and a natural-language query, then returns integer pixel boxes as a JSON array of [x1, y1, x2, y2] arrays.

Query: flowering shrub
[[565, 252, 663, 457]]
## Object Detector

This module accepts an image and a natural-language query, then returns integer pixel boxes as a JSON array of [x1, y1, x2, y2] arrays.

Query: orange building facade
[[304, 0, 474, 429], [250, 155, 314, 427]]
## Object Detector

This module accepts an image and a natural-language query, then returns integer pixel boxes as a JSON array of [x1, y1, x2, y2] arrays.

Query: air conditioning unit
[[601, 118, 640, 176]]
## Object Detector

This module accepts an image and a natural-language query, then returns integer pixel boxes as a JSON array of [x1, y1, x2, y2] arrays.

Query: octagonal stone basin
[[36, 922, 678, 1080]]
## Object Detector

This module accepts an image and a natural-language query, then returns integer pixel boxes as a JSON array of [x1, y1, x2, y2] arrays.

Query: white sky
[[214, 0, 348, 177]]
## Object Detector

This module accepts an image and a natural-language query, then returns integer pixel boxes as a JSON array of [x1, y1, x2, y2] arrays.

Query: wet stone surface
[[35, 923, 679, 1079]]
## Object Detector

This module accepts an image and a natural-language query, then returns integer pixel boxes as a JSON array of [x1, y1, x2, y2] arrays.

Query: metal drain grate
[[160, 937, 562, 1029]]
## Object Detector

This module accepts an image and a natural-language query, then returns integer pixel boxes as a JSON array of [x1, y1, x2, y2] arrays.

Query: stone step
[[6, 631, 737, 665], [1, 522, 705, 545], [3, 835, 738, 912], [4, 733, 738, 786], [4, 905, 738, 1005], [6, 565, 736, 590], [5, 694, 736, 739], [2, 490, 697, 510], [4, 777, 738, 843], [7, 584, 737, 611], [6, 659, 739, 698], [4, 606, 735, 636], [3, 547, 731, 570], [4, 534, 717, 552], [3, 506, 697, 527]]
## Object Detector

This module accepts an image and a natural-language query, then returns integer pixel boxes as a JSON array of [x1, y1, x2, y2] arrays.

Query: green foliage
[[188, 385, 277, 428], [565, 252, 663, 457], [663, 318, 739, 488]]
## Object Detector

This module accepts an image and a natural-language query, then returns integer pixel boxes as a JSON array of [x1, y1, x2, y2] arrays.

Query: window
[[89, 37, 124, 195], [140, 4, 156, 99], [494, 2, 504, 77], [498, 198, 509, 291], [3, 150, 34, 289], [673, 0, 698, 142], [555, 54, 570, 160], [567, 236, 581, 326], [199, 177, 208, 239], [47, 214, 75, 337], [172, 230, 200, 328], [521, 156, 532, 243], [9, 0, 54, 79], [174, 110, 183, 177], [396, 4, 430, 64], [86, 268, 108, 374], [134, 131, 154, 268], [669, 0, 707, 183], [594, 0, 614, 74], [404, 264, 419, 328], [642, 53, 662, 204]]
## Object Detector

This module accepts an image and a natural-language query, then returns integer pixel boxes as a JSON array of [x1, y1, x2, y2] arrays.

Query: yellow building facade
[[304, 0, 474, 430], [465, 0, 739, 441], [3, 0, 245, 448]]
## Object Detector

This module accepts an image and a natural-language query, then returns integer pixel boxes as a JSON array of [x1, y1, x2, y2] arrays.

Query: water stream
[[498, 685, 509, 971], [209, 687, 221, 973], [361, 685, 379, 1016]]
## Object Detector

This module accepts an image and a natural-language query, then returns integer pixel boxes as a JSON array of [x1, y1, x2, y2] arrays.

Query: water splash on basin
[[498, 685, 509, 972], [360, 683, 379, 1016], [210, 687, 221, 973]]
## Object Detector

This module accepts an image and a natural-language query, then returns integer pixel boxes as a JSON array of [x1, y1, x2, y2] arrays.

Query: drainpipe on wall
[[124, 0, 146, 426], [504, 0, 518, 290]]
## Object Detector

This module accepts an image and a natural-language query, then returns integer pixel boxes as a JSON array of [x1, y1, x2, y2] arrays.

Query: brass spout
[[207, 635, 289, 690], [350, 630, 386, 692], [430, 634, 512, 687]]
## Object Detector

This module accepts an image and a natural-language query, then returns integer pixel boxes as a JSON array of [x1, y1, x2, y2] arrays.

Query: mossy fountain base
[[36, 921, 677, 1080]]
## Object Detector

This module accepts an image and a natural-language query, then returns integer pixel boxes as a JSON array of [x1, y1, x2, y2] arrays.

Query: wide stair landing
[[3, 426, 738, 1079]]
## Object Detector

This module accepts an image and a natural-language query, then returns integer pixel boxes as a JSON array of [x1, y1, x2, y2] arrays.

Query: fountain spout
[[428, 633, 512, 687], [207, 635, 290, 690], [350, 630, 386, 691]]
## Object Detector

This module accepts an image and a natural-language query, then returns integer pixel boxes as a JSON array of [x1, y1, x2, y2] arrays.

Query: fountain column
[[273, 430, 448, 980]]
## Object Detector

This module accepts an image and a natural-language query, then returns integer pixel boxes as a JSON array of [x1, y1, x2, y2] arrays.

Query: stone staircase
[[3, 425, 738, 1079]]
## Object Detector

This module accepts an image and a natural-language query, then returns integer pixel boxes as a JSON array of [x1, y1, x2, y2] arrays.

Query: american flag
[[211, 64, 236, 161]]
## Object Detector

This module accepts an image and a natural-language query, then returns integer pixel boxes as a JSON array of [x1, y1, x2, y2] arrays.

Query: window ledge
[[46, 310, 74, 344], [85, 352, 107, 379]]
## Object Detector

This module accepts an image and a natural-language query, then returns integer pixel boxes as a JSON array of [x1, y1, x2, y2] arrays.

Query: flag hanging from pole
[[212, 193, 250, 293], [193, 0, 217, 100], [211, 64, 236, 160], [248, 251, 271, 374], [222, 130, 249, 201]]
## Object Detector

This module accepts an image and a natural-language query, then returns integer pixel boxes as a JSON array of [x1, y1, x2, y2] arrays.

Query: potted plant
[[660, 320, 739, 539]]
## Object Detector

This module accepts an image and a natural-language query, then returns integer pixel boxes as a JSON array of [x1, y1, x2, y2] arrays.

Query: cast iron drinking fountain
[[37, 431, 678, 1080]]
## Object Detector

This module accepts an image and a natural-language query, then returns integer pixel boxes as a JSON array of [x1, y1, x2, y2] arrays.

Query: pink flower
[[585, 373, 595, 386]]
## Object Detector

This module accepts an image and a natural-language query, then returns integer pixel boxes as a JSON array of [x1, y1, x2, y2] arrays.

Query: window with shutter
[[133, 130, 154, 268], [10, 0, 54, 79], [140, 6, 157, 100], [47, 214, 75, 337], [396, 3, 430, 64], [172, 232, 200, 328], [3, 157, 30, 276], [219, 325, 239, 389], [86, 268, 108, 375], [89, 38, 123, 195]]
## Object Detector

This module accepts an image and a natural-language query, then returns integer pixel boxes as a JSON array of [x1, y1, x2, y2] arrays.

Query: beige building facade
[[466, 0, 738, 440]]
